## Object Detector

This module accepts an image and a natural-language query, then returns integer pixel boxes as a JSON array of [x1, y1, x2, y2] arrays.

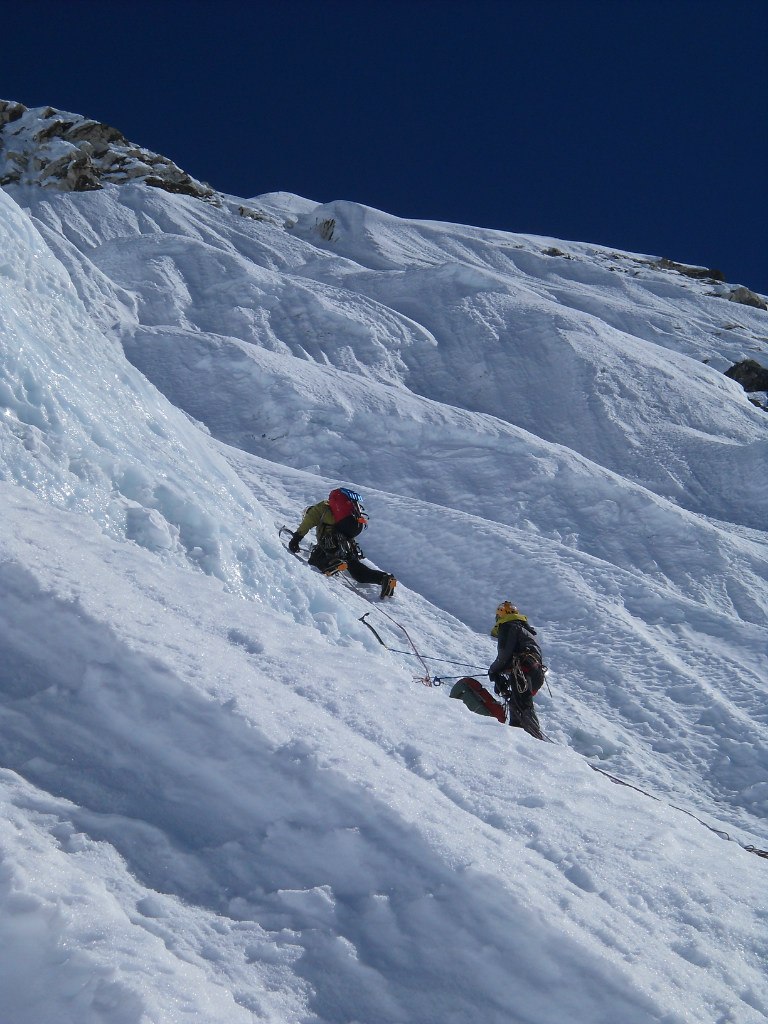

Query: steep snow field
[[1, 163, 767, 1024]]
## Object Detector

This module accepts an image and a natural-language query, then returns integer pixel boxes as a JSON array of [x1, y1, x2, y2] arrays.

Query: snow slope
[[1, 111, 767, 1024]]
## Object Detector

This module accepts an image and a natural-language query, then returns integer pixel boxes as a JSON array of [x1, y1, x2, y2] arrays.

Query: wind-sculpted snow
[[1, 485, 766, 1024], [1, 163, 767, 1024], [286, 199, 768, 527], [23, 186, 768, 530]]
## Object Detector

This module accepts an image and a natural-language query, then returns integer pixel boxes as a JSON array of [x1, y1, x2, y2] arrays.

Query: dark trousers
[[308, 543, 388, 586], [505, 685, 534, 727], [500, 677, 543, 738]]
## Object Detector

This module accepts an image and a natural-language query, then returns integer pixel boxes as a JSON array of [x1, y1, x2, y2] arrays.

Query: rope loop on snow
[[357, 613, 485, 681]]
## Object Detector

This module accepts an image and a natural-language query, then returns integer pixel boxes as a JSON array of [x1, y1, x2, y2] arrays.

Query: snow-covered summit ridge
[[289, 194, 767, 305], [3, 96, 766, 303]]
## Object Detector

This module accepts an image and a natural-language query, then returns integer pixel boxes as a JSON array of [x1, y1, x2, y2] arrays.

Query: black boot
[[379, 574, 397, 599]]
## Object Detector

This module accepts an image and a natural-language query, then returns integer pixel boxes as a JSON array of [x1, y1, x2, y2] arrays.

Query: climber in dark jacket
[[288, 487, 396, 599], [488, 602, 546, 725]]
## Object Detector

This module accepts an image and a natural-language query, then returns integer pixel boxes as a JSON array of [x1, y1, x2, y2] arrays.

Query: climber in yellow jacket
[[289, 487, 396, 599], [488, 601, 546, 729]]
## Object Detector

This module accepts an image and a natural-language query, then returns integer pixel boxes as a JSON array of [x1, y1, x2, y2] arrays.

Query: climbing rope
[[284, 536, 768, 864], [358, 612, 486, 684], [359, 605, 768, 859], [589, 763, 768, 858], [359, 611, 434, 685]]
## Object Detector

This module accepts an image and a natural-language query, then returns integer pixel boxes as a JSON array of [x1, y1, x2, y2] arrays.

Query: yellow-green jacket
[[294, 500, 337, 544]]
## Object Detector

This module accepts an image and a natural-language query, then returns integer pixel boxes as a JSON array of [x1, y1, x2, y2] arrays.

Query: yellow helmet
[[495, 601, 519, 619]]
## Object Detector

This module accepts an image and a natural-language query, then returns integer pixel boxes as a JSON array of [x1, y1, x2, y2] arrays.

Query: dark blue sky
[[5, 0, 767, 291]]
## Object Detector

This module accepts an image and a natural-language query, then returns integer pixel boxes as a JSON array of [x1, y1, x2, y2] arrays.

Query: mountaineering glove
[[288, 533, 302, 554], [491, 673, 513, 697]]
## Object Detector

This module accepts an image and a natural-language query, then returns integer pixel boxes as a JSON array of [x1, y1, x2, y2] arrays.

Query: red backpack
[[328, 488, 368, 531], [449, 678, 506, 723]]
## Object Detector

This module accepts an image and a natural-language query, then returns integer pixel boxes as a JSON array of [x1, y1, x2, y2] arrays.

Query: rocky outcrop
[[724, 359, 768, 393], [654, 257, 725, 282], [727, 286, 767, 311], [653, 257, 766, 309], [0, 99, 213, 198]]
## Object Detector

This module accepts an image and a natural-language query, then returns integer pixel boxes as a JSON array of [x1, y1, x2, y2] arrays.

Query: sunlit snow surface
[[1, 180, 767, 1023]]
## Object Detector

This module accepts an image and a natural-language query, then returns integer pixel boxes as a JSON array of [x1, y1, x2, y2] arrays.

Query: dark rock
[[724, 359, 768, 392], [144, 175, 212, 199], [0, 99, 27, 126], [655, 258, 725, 282], [727, 287, 767, 311]]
